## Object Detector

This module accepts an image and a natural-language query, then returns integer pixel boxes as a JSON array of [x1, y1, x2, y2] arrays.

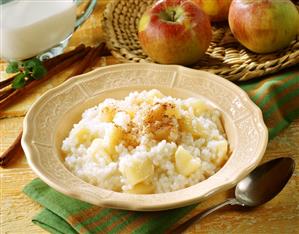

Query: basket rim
[[102, 0, 299, 81]]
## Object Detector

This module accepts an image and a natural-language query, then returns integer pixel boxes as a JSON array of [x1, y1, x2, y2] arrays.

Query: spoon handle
[[172, 198, 240, 234]]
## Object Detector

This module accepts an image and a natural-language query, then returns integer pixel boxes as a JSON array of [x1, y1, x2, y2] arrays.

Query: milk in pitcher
[[0, 0, 76, 60]]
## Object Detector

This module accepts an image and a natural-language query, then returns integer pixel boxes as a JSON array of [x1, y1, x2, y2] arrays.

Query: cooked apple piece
[[192, 120, 209, 139], [215, 139, 228, 161], [147, 103, 165, 122], [189, 98, 210, 116], [152, 124, 173, 141], [165, 104, 181, 118], [87, 138, 112, 163], [178, 116, 192, 132], [123, 158, 154, 185], [215, 140, 228, 158], [209, 140, 228, 166], [146, 89, 164, 104], [125, 107, 136, 118], [98, 106, 116, 122], [103, 124, 123, 155], [76, 128, 94, 145], [126, 181, 155, 194], [175, 146, 201, 176]]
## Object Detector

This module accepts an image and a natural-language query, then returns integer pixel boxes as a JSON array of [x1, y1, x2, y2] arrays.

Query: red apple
[[138, 0, 212, 65], [192, 0, 232, 22], [229, 0, 299, 54]]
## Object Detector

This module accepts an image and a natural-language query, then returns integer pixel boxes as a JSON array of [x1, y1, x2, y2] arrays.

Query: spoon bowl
[[236, 157, 295, 207], [174, 157, 295, 233]]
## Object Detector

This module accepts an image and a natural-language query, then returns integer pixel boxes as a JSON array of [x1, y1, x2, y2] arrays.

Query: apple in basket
[[138, 0, 212, 65], [192, 0, 232, 22], [228, 0, 299, 53]]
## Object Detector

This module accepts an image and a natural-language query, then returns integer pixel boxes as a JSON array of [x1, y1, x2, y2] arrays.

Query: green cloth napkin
[[23, 68, 299, 234]]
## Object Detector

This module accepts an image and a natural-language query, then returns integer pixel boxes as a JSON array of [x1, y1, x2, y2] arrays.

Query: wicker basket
[[103, 0, 299, 81]]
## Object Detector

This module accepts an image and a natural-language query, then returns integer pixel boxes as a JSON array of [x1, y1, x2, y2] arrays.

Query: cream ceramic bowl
[[22, 63, 268, 211]]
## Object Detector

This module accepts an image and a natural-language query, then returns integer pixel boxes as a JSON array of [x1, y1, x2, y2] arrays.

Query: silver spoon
[[173, 157, 295, 234]]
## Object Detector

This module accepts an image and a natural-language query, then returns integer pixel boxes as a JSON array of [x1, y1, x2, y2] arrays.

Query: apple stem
[[171, 10, 176, 22]]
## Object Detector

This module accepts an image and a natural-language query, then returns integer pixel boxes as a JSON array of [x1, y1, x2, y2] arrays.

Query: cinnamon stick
[[0, 44, 107, 95], [84, 43, 108, 72], [0, 47, 90, 110], [0, 88, 15, 100], [0, 130, 22, 167], [43, 44, 86, 69], [0, 76, 14, 89], [0, 48, 89, 164], [70, 43, 105, 76], [0, 44, 86, 92]]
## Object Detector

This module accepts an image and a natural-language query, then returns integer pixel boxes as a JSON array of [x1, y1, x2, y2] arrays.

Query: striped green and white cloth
[[23, 68, 299, 234], [241, 68, 299, 139]]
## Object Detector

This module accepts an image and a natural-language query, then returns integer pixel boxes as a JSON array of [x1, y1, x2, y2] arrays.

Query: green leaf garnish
[[6, 62, 19, 73], [6, 58, 47, 89], [24, 58, 42, 70], [12, 73, 26, 89], [32, 65, 47, 79]]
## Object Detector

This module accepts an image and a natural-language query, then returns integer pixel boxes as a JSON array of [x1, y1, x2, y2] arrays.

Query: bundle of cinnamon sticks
[[0, 43, 110, 111], [0, 43, 111, 167]]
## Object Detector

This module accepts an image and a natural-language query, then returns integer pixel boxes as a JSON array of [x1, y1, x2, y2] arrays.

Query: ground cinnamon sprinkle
[[61, 90, 229, 193], [122, 122, 140, 148], [143, 102, 178, 142]]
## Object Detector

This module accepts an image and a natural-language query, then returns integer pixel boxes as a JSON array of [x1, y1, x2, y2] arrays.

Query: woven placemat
[[103, 0, 299, 81]]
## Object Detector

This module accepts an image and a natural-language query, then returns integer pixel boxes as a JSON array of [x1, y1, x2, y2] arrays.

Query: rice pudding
[[62, 90, 229, 194]]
